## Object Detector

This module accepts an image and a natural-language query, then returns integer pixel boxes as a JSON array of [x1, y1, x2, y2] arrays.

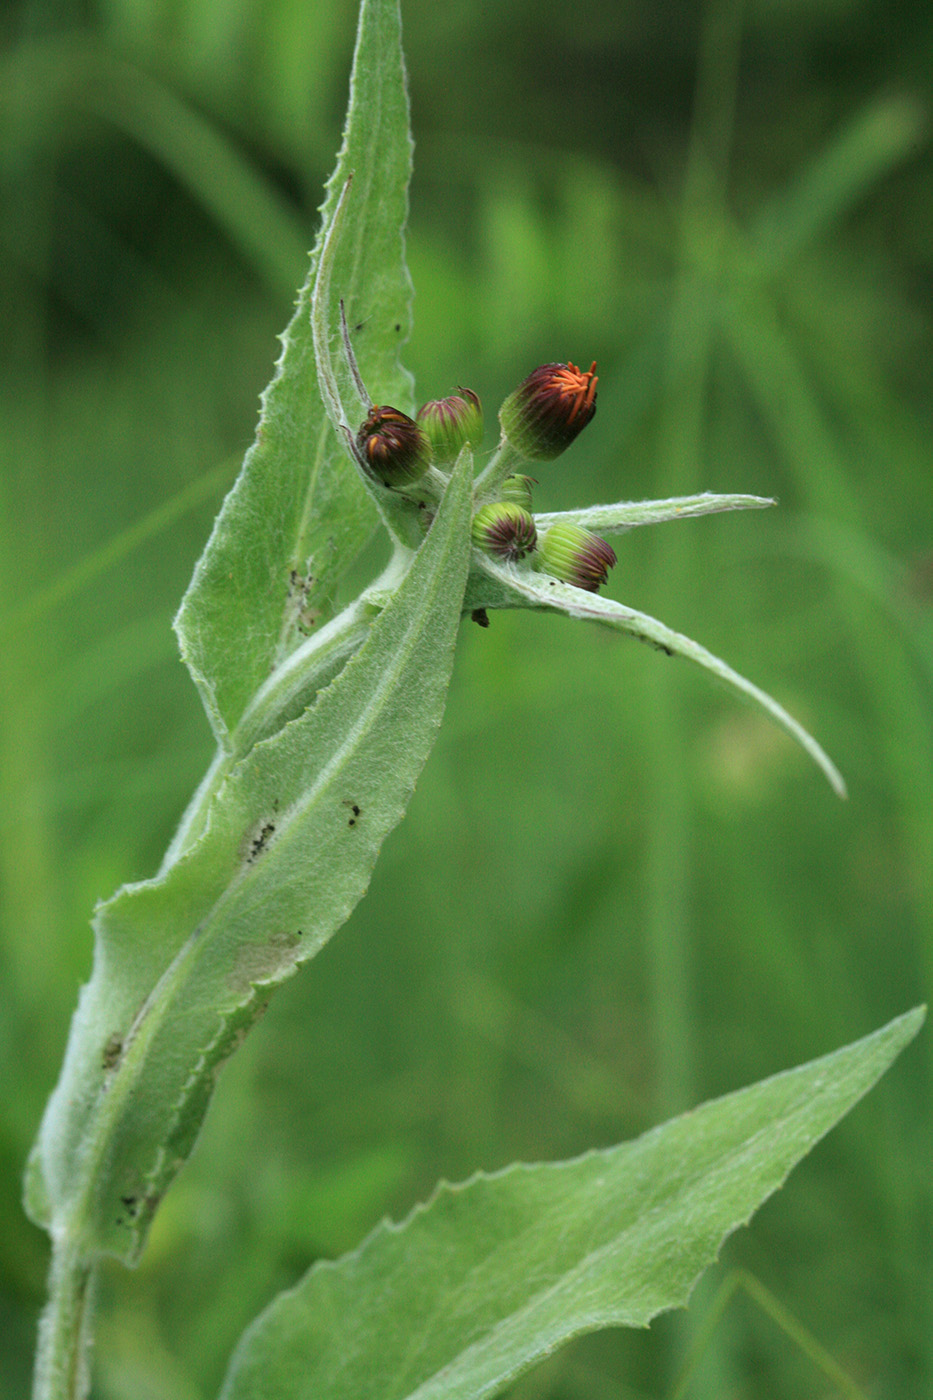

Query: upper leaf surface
[[25, 456, 472, 1262], [533, 491, 775, 535], [173, 0, 414, 742], [219, 1008, 923, 1400]]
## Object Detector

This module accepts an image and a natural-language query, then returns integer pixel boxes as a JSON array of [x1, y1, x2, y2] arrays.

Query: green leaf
[[24, 455, 473, 1263], [464, 555, 847, 798], [219, 1008, 924, 1400], [173, 0, 414, 743], [534, 491, 776, 537]]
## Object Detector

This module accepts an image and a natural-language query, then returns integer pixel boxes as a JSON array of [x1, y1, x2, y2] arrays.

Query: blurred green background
[[2, 0, 931, 1395]]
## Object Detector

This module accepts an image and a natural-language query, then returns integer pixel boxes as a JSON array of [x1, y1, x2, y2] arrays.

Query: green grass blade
[[218, 1008, 924, 1400], [752, 93, 926, 274], [0, 39, 307, 297], [0, 456, 237, 636]]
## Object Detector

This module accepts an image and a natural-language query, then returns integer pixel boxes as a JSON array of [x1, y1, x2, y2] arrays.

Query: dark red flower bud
[[416, 388, 484, 464], [356, 405, 430, 488], [471, 503, 538, 562], [539, 522, 616, 591], [499, 361, 598, 461]]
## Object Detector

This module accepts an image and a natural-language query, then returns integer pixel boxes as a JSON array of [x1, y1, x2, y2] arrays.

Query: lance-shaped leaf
[[24, 455, 473, 1264], [464, 554, 846, 797], [219, 1008, 923, 1400], [534, 491, 775, 536], [174, 0, 414, 743]]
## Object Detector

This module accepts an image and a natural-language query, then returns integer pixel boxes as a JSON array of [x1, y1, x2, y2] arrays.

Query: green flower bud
[[498, 361, 597, 461], [539, 522, 616, 592], [416, 388, 484, 464], [471, 503, 537, 562], [499, 474, 537, 509], [356, 405, 430, 488]]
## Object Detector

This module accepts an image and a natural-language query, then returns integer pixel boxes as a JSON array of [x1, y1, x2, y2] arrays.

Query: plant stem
[[32, 1239, 98, 1400], [162, 588, 380, 868], [471, 437, 526, 501]]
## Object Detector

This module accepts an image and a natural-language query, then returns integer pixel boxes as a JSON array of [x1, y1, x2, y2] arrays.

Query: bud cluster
[[355, 359, 615, 592], [356, 388, 485, 492]]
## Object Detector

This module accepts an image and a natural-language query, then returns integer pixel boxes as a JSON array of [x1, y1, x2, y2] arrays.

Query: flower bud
[[539, 522, 616, 592], [356, 405, 430, 488], [498, 361, 597, 461], [498, 474, 537, 510], [416, 388, 483, 464], [471, 503, 537, 562]]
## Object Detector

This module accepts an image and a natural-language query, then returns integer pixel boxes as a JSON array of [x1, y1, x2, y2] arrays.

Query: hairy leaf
[[24, 455, 472, 1264], [219, 1008, 923, 1400], [174, 0, 414, 742], [534, 491, 775, 536]]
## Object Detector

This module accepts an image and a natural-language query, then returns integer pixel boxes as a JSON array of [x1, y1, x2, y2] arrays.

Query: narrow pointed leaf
[[534, 491, 775, 537], [173, 0, 414, 742], [464, 557, 846, 797], [219, 1008, 923, 1400], [24, 456, 472, 1263]]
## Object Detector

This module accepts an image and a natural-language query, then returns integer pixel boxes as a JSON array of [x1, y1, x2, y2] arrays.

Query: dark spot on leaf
[[471, 608, 490, 628], [102, 1033, 123, 1070], [227, 932, 302, 996], [343, 800, 362, 827], [637, 633, 673, 656], [298, 606, 323, 633], [247, 821, 276, 862], [394, 323, 401, 332], [120, 1195, 138, 1218], [288, 570, 320, 632]]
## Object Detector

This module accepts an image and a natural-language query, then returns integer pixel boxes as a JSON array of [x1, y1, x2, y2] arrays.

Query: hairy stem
[[32, 1240, 97, 1400], [471, 437, 527, 502]]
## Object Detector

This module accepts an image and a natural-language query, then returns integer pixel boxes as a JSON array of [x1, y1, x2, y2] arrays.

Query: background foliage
[[1, 0, 930, 1396]]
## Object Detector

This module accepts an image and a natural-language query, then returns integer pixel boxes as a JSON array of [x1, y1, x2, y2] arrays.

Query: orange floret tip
[[356, 405, 430, 489], [498, 361, 598, 461]]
